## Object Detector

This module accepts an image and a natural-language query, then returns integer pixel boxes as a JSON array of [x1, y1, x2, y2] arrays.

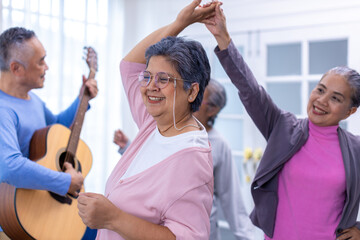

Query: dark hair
[[145, 36, 211, 112], [206, 79, 227, 126], [322, 66, 360, 108], [0, 27, 36, 71]]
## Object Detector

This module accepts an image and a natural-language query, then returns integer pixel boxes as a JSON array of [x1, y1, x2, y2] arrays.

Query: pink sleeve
[[163, 184, 213, 240], [120, 60, 152, 127]]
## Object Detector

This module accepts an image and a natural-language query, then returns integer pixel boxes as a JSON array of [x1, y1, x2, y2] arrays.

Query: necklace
[[158, 115, 201, 135], [158, 124, 173, 134]]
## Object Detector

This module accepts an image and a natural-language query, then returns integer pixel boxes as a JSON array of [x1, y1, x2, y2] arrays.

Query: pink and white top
[[267, 120, 346, 240], [96, 60, 214, 240]]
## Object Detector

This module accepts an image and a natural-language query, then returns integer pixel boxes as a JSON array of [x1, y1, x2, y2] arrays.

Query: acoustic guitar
[[0, 47, 98, 240]]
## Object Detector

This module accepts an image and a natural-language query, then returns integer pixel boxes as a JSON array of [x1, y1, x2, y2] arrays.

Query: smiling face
[[307, 73, 357, 126], [18, 37, 48, 90], [140, 55, 193, 125]]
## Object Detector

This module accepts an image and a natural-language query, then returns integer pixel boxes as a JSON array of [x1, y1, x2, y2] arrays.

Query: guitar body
[[0, 124, 92, 240]]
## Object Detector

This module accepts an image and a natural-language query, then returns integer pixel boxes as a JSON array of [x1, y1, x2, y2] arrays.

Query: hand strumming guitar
[[64, 162, 84, 197]]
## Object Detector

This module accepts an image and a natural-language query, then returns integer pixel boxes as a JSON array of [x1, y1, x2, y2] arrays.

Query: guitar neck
[[66, 69, 96, 156]]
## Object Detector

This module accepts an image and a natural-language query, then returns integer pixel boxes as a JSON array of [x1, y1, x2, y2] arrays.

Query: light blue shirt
[[0, 90, 80, 232]]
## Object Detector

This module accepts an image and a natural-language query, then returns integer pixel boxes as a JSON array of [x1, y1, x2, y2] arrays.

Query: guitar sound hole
[[59, 151, 75, 171]]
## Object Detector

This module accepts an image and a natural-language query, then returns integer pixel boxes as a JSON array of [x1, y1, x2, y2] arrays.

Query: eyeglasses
[[138, 70, 191, 89]]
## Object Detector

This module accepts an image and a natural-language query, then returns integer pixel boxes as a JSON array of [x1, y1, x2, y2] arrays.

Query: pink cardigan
[[96, 60, 214, 240]]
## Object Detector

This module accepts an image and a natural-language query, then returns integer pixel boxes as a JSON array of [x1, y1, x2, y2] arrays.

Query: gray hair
[[206, 79, 227, 127], [145, 36, 211, 112], [323, 66, 360, 108], [0, 27, 35, 71]]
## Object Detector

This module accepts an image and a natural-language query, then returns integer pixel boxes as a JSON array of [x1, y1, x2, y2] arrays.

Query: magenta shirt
[[266, 121, 346, 240]]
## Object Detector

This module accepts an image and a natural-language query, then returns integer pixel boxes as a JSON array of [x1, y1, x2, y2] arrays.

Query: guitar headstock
[[83, 46, 98, 78]]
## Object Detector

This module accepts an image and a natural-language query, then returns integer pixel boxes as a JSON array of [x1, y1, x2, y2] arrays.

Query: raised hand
[[175, 0, 217, 28], [81, 75, 98, 100], [64, 162, 84, 197], [113, 129, 129, 148], [203, 1, 231, 50]]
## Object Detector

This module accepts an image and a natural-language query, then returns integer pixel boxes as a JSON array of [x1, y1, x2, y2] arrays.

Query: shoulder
[[0, 106, 18, 120], [208, 129, 230, 150], [170, 148, 213, 183], [0, 107, 19, 131], [120, 59, 146, 77], [28, 92, 45, 106], [339, 127, 360, 144]]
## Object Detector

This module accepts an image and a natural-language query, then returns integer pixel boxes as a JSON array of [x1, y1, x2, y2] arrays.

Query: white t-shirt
[[121, 126, 209, 180]]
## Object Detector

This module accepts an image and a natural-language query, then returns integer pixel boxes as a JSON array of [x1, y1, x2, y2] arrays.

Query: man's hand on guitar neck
[[80, 75, 99, 100], [64, 162, 84, 197]]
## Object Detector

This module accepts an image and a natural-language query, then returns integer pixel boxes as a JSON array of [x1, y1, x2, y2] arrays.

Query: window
[[267, 43, 302, 76], [265, 39, 348, 125], [309, 39, 348, 74], [267, 82, 302, 114], [1, 0, 124, 194]]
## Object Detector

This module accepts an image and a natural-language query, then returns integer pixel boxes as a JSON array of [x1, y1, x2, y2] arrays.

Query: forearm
[[215, 40, 281, 139], [0, 155, 70, 195], [109, 209, 175, 240], [214, 31, 231, 51]]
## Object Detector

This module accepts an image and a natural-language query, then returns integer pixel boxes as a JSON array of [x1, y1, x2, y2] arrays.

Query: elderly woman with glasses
[[77, 1, 217, 240]]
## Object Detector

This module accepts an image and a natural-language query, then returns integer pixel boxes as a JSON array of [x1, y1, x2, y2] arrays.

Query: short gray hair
[[0, 27, 35, 71], [206, 79, 227, 126], [323, 66, 360, 108]]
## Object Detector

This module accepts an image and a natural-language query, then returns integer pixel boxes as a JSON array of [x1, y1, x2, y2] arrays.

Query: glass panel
[[267, 82, 301, 115], [212, 56, 227, 79], [267, 43, 301, 76], [51, 0, 60, 17], [98, 0, 108, 25], [212, 46, 244, 80], [64, 0, 85, 21], [87, 0, 98, 24], [12, 0, 25, 9], [30, 13, 38, 25], [51, 18, 59, 33], [339, 121, 347, 130], [30, 0, 39, 12], [39, 0, 51, 15], [11, 10, 24, 25], [237, 46, 244, 55], [87, 24, 106, 44], [308, 81, 319, 98], [64, 20, 85, 41], [214, 118, 243, 151], [221, 82, 243, 115], [39, 15, 51, 30], [2, 9, 10, 28], [3, 0, 10, 7], [309, 39, 348, 74]]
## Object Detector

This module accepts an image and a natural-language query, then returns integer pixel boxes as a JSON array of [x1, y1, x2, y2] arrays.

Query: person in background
[[0, 27, 98, 240], [202, 2, 360, 239], [113, 129, 130, 155], [113, 79, 255, 240], [194, 79, 255, 240], [77, 1, 217, 239]]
